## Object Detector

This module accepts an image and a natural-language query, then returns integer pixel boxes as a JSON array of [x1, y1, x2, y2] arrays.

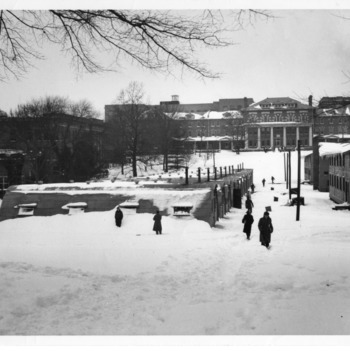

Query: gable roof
[[246, 97, 312, 110]]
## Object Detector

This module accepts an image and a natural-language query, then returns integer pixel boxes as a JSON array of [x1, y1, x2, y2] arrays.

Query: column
[[257, 127, 261, 149], [283, 127, 287, 147], [270, 127, 274, 149], [194, 141, 196, 153], [206, 140, 209, 151], [296, 127, 300, 144], [230, 141, 233, 150], [219, 141, 221, 151], [245, 128, 249, 149], [309, 126, 313, 146]]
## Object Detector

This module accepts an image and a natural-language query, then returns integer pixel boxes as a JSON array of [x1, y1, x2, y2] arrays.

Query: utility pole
[[296, 140, 301, 221], [288, 150, 291, 200], [284, 152, 287, 187]]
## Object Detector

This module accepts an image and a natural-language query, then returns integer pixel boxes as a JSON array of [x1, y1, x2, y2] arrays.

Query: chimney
[[172, 95, 179, 103], [244, 97, 248, 108], [308, 95, 313, 106]]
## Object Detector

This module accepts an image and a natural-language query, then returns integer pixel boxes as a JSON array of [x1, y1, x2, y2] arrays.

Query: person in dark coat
[[271, 176, 275, 184], [262, 178, 266, 187], [250, 183, 255, 193], [242, 209, 254, 240], [114, 206, 123, 227], [153, 210, 162, 235], [258, 211, 274, 249], [245, 197, 254, 212]]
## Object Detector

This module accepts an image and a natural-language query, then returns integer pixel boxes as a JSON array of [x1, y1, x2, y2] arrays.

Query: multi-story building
[[0, 113, 105, 184], [243, 97, 314, 150], [314, 96, 350, 136], [310, 134, 350, 192], [171, 110, 245, 151], [327, 143, 350, 203], [105, 96, 254, 152], [159, 95, 254, 114]]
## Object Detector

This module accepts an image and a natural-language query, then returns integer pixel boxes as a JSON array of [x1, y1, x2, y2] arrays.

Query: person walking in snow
[[271, 176, 275, 184], [245, 197, 254, 212], [262, 178, 266, 187], [153, 210, 162, 235], [242, 209, 254, 240], [258, 211, 274, 249], [115, 206, 124, 227], [250, 183, 255, 193]]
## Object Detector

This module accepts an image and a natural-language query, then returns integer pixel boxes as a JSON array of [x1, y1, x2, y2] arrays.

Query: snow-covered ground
[[1, 150, 350, 349]]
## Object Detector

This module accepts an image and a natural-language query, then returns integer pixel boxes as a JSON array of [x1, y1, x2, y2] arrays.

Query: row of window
[[329, 174, 348, 192], [248, 113, 310, 123], [260, 103, 298, 109], [187, 129, 244, 137], [329, 154, 346, 167], [315, 125, 350, 134]]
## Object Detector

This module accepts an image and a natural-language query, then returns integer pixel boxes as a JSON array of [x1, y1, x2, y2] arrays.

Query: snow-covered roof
[[170, 110, 242, 120], [317, 106, 350, 116], [0, 149, 24, 156], [172, 202, 193, 208], [320, 134, 350, 140], [319, 142, 350, 157], [62, 202, 88, 209], [118, 201, 139, 208], [14, 203, 38, 208], [202, 111, 242, 119], [247, 97, 312, 110]]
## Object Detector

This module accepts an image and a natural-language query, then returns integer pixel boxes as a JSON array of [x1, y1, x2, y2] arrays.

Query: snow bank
[[1, 150, 350, 341]]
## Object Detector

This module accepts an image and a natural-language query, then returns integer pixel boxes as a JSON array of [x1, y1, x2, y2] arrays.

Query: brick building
[[105, 96, 254, 152], [0, 113, 105, 184], [159, 95, 254, 114], [314, 96, 350, 136]]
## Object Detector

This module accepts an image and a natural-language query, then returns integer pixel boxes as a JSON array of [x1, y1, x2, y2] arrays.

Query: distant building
[[243, 97, 314, 150], [105, 96, 254, 152], [319, 141, 350, 203], [0, 113, 105, 184], [171, 110, 245, 151], [314, 96, 350, 136], [159, 96, 253, 114], [311, 134, 350, 193]]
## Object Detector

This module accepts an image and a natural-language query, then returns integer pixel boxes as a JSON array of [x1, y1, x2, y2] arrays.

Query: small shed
[[14, 203, 38, 217], [172, 202, 193, 216], [62, 202, 88, 215]]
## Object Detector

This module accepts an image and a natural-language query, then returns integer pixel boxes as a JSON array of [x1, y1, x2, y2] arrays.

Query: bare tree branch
[[0, 9, 274, 81]]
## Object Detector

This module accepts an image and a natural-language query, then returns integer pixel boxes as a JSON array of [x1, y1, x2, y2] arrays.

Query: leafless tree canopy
[[0, 9, 271, 81], [10, 95, 100, 118]]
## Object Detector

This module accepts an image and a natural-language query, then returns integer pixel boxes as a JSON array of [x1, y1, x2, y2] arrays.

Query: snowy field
[[1, 150, 350, 349]]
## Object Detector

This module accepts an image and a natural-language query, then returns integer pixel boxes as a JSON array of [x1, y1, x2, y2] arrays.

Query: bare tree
[[0, 9, 272, 81], [7, 96, 103, 182], [10, 95, 99, 118], [68, 99, 101, 119], [112, 81, 154, 177]]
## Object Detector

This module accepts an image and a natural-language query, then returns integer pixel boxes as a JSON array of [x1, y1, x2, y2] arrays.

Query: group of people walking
[[242, 181, 274, 249], [115, 206, 162, 235], [114, 178, 274, 246]]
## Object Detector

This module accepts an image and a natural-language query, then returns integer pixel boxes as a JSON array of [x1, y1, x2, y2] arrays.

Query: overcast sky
[[2, 1, 350, 117]]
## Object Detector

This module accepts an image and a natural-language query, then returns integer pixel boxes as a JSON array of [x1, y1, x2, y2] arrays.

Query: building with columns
[[243, 97, 314, 150]]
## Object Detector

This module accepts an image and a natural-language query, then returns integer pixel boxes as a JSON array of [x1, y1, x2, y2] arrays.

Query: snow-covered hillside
[[0, 150, 349, 348]]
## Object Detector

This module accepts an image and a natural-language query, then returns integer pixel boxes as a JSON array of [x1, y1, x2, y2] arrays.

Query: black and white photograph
[[1, 0, 350, 350]]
